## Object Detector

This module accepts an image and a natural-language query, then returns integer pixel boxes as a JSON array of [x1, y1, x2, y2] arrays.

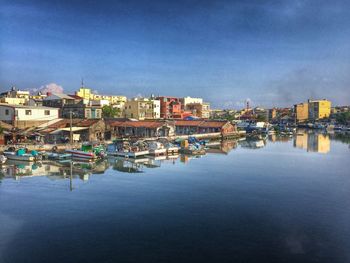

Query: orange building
[[157, 96, 183, 119]]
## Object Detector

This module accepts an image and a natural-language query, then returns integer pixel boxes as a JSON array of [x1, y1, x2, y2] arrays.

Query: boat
[[146, 141, 166, 156], [157, 138, 180, 155], [112, 140, 149, 158], [3, 147, 38, 162], [0, 155, 7, 164], [46, 152, 72, 160], [65, 142, 106, 160], [179, 139, 206, 155]]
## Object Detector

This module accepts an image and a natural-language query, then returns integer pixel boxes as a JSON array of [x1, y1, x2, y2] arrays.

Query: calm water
[[1, 131, 350, 263]]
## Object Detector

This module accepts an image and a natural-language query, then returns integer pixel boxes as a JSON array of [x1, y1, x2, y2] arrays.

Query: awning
[[49, 127, 89, 134]]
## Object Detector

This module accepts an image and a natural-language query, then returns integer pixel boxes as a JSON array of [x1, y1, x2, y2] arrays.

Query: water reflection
[[0, 131, 349, 185], [294, 131, 330, 153]]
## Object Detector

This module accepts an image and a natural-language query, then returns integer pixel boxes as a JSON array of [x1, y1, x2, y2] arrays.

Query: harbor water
[[0, 131, 350, 263]]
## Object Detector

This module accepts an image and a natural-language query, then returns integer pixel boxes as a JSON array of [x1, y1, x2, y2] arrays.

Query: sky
[[0, 0, 350, 108]]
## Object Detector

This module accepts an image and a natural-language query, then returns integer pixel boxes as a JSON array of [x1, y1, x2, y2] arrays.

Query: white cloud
[[31, 83, 64, 94]]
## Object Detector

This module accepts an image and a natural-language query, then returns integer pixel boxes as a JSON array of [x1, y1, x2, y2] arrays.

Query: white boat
[[114, 150, 149, 158], [46, 152, 72, 160], [65, 149, 97, 160], [0, 155, 7, 164], [65, 142, 106, 160], [157, 139, 180, 155], [3, 151, 35, 162], [146, 141, 167, 156], [113, 140, 149, 158]]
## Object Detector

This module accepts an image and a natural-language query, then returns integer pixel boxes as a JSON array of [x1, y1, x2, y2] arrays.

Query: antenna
[[81, 78, 84, 88]]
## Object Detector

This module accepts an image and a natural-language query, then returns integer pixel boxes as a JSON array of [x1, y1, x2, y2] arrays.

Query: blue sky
[[1, 0, 349, 108]]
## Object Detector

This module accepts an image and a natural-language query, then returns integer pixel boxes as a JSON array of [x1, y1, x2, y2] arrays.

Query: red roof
[[109, 120, 166, 129], [199, 121, 229, 128], [174, 120, 203, 126], [47, 119, 100, 129], [175, 120, 230, 128]]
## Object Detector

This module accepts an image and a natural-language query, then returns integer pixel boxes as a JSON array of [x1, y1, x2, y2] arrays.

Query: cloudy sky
[[0, 0, 349, 108]]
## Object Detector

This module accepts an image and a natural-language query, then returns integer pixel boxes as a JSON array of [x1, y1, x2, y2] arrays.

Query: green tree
[[335, 112, 350, 124], [102, 105, 120, 118], [257, 114, 267, 122]]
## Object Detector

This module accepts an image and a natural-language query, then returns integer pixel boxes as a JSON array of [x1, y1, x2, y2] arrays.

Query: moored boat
[[146, 141, 166, 156], [3, 147, 38, 162], [157, 138, 180, 155], [65, 142, 106, 160], [46, 152, 72, 160], [113, 140, 149, 158]]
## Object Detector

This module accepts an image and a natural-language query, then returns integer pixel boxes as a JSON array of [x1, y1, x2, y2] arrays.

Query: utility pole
[[70, 111, 73, 147]]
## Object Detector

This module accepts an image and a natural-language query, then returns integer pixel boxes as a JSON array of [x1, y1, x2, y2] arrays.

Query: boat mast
[[70, 111, 73, 146]]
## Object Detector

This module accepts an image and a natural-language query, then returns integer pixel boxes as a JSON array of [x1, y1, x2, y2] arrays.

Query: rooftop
[[0, 103, 59, 110]]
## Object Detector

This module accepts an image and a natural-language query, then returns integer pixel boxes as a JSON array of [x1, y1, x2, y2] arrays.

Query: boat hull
[[4, 152, 35, 162], [65, 150, 97, 160], [113, 150, 149, 158]]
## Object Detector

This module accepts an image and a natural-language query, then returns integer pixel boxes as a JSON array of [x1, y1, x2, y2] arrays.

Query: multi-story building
[[157, 96, 182, 119], [180, 97, 203, 110], [75, 87, 92, 100], [268, 108, 277, 121], [43, 93, 80, 108], [124, 98, 160, 120], [0, 103, 59, 128], [91, 94, 127, 105], [61, 102, 102, 119], [308, 99, 331, 120], [294, 102, 309, 123], [185, 102, 210, 119], [0, 87, 30, 105]]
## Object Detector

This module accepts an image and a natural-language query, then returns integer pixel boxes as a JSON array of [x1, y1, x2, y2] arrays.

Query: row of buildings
[[0, 86, 211, 128], [294, 99, 331, 123], [0, 118, 237, 145]]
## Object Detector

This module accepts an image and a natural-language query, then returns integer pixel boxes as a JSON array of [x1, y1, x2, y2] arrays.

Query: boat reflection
[[0, 133, 348, 186], [239, 138, 267, 149]]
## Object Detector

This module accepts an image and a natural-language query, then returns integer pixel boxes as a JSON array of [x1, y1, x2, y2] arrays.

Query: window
[[44, 110, 50, 115], [5, 109, 9, 115], [25, 110, 32, 115]]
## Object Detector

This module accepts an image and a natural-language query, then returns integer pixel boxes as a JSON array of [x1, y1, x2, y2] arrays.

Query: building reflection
[[294, 132, 330, 153], [206, 140, 237, 154]]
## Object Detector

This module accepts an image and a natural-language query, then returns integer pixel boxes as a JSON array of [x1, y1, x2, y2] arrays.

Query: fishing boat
[[146, 141, 166, 156], [113, 140, 149, 158], [65, 142, 106, 160], [0, 155, 7, 164], [157, 138, 180, 155], [179, 139, 206, 155], [3, 147, 39, 162], [46, 152, 72, 160]]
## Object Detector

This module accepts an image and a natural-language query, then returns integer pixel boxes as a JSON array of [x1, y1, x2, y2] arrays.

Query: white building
[[181, 97, 203, 108], [0, 104, 59, 128]]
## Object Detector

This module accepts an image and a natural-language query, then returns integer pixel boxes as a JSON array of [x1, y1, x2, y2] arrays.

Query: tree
[[257, 114, 267, 122], [102, 105, 120, 118], [335, 112, 350, 125]]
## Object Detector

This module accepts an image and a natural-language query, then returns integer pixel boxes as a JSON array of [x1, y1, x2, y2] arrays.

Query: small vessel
[[46, 152, 72, 160], [65, 142, 106, 160], [113, 140, 149, 158], [3, 147, 38, 162], [179, 139, 206, 155], [157, 138, 180, 155], [0, 155, 7, 164], [146, 141, 166, 156]]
